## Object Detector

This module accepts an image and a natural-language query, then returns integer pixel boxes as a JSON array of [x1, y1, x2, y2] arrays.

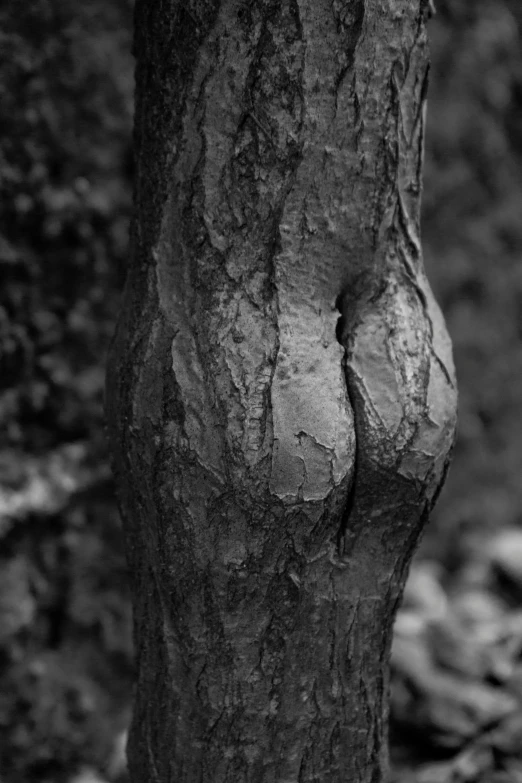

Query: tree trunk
[[106, 1, 457, 781]]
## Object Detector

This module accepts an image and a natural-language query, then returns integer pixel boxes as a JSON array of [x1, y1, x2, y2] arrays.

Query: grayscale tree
[[106, 1, 457, 780]]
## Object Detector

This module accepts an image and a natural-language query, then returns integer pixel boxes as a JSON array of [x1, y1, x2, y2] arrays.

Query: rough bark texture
[[106, 1, 457, 781]]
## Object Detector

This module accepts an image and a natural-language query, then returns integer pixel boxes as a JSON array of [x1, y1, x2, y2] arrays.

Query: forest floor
[[1, 1, 522, 781]]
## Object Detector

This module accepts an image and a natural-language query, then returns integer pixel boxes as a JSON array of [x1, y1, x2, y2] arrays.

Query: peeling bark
[[106, 1, 457, 781]]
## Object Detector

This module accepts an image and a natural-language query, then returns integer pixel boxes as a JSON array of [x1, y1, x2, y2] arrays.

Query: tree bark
[[106, 1, 457, 781]]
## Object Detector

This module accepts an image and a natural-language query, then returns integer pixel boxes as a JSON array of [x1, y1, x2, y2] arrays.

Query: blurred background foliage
[[1, 1, 522, 781]]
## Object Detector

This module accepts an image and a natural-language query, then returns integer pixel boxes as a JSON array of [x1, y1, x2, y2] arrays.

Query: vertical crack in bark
[[334, 290, 359, 556], [331, 0, 365, 111]]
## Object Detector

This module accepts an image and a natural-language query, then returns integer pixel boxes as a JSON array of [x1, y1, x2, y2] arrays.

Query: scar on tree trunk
[[106, 1, 457, 781]]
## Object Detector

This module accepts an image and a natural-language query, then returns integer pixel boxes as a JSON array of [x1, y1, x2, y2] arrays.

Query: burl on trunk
[[106, 1, 457, 781]]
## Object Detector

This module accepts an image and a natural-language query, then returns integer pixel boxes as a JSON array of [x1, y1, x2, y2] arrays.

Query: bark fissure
[[334, 297, 359, 557]]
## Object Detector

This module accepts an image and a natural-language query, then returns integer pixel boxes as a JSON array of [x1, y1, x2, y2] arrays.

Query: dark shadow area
[[0, 2, 133, 781]]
